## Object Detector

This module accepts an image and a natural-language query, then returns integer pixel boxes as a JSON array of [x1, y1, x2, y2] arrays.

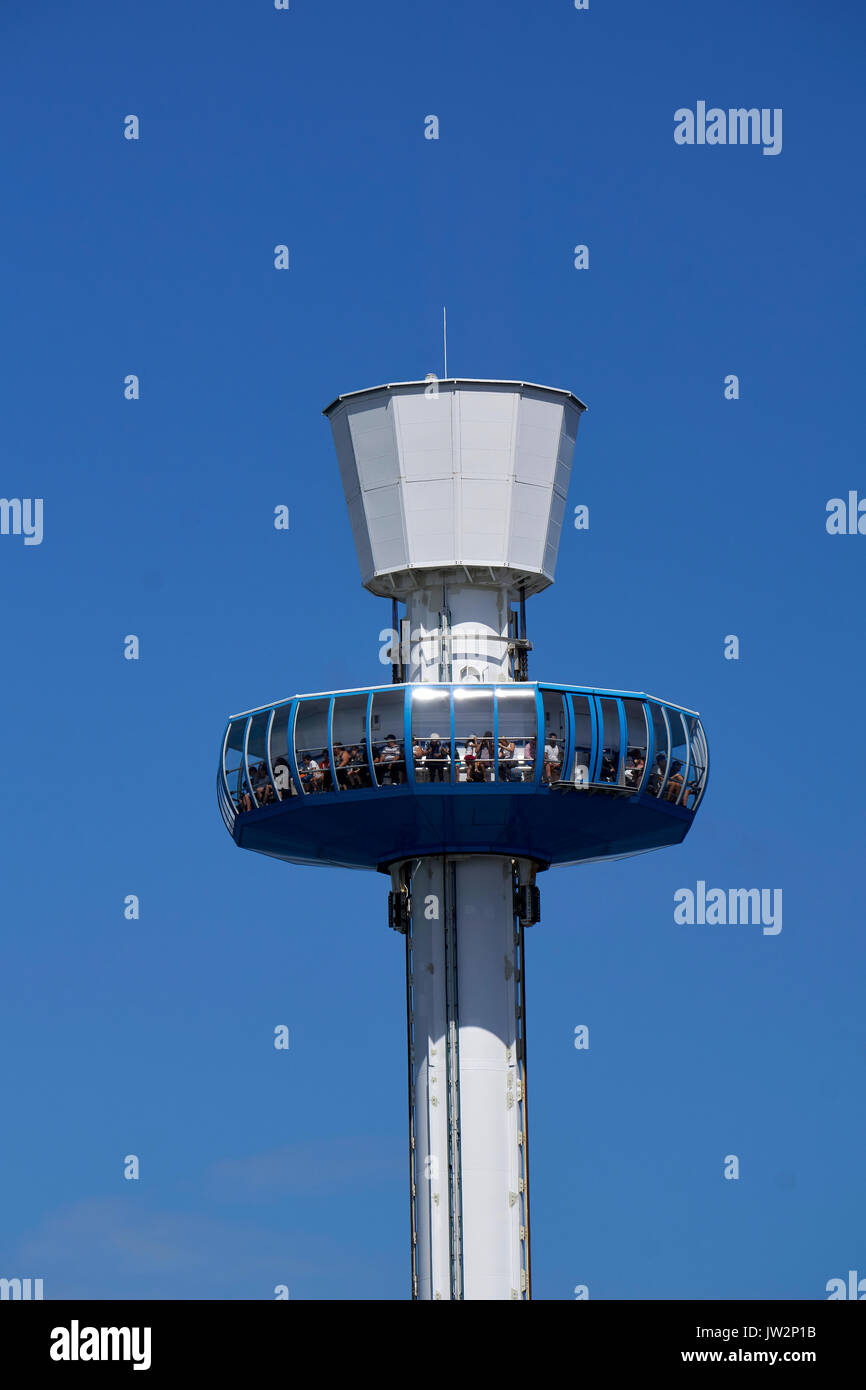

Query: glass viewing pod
[[218, 683, 709, 872]]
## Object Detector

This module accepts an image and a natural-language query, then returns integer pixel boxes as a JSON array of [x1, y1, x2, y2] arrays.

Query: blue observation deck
[[218, 683, 708, 873]]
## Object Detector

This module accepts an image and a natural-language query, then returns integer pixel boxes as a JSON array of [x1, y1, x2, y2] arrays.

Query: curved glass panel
[[567, 694, 593, 786], [541, 690, 566, 784], [663, 709, 689, 804], [411, 686, 451, 783], [496, 687, 537, 782], [224, 717, 253, 813], [295, 698, 331, 794], [332, 692, 370, 791], [248, 710, 276, 808], [597, 697, 623, 785], [217, 765, 235, 832], [269, 703, 298, 799], [371, 688, 406, 786], [683, 715, 708, 810], [623, 699, 649, 791], [646, 703, 669, 797], [453, 687, 494, 783]]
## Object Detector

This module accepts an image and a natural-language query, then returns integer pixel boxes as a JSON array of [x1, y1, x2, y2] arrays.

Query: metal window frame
[[449, 687, 456, 784], [219, 721, 234, 811], [593, 695, 622, 786], [698, 720, 711, 808], [622, 697, 650, 794], [684, 715, 709, 811], [649, 703, 672, 799], [537, 687, 560, 787], [680, 711, 693, 809], [366, 690, 377, 789], [563, 690, 574, 784], [269, 701, 294, 800], [225, 715, 252, 810], [286, 699, 303, 795], [407, 685, 452, 787], [644, 700, 656, 793], [494, 685, 537, 785], [566, 691, 595, 785], [326, 695, 337, 793], [658, 707, 688, 805], [452, 684, 496, 785], [217, 727, 237, 830], [329, 692, 371, 795], [246, 708, 275, 808], [403, 686, 414, 787], [616, 699, 628, 787], [241, 715, 255, 809], [370, 686, 406, 788], [293, 695, 331, 795], [294, 696, 335, 795], [539, 687, 566, 783]]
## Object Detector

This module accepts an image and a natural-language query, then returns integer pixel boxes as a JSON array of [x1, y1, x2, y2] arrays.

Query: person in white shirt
[[301, 753, 321, 792], [543, 734, 562, 783]]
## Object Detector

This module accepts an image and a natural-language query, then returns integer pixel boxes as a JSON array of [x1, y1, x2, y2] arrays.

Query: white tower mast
[[325, 378, 586, 1299]]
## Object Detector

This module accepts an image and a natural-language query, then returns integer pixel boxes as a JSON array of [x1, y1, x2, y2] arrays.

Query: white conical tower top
[[324, 379, 586, 600]]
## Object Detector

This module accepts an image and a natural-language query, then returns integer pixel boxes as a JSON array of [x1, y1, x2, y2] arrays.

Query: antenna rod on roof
[[443, 305, 447, 380]]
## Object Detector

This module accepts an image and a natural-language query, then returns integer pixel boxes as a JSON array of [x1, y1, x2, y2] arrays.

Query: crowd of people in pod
[[237, 733, 693, 809]]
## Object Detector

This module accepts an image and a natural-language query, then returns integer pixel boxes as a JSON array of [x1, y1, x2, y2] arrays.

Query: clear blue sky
[[1, 0, 863, 1300]]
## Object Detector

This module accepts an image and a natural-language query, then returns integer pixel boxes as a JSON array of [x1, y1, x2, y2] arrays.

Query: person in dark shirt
[[345, 744, 363, 789], [645, 754, 666, 796], [332, 742, 351, 790], [497, 737, 516, 781], [425, 734, 448, 782], [624, 748, 645, 788]]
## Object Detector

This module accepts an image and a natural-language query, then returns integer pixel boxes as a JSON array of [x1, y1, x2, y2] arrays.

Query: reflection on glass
[[411, 686, 451, 783], [295, 698, 331, 794], [646, 704, 670, 797], [623, 700, 648, 791], [269, 703, 297, 799], [663, 710, 689, 804], [541, 691, 566, 783], [371, 689, 406, 786], [454, 687, 494, 783], [568, 694, 593, 786], [598, 698, 623, 784], [332, 693, 370, 791], [682, 716, 708, 810], [496, 687, 537, 782], [224, 717, 253, 812], [248, 711, 275, 807]]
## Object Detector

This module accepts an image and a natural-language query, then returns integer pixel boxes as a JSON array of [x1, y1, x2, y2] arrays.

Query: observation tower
[[217, 378, 709, 1300]]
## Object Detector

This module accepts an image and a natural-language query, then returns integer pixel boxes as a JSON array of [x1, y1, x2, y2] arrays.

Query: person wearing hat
[[425, 732, 448, 782]]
